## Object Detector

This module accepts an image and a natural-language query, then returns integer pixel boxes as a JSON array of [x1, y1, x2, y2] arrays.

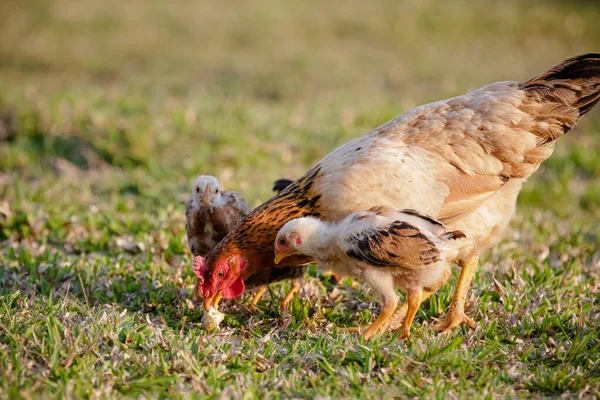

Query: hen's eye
[[279, 238, 286, 245], [216, 271, 225, 278]]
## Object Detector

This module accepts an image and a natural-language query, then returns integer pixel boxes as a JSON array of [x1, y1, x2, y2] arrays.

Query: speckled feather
[[204, 167, 323, 285], [186, 191, 250, 256], [342, 207, 465, 270]]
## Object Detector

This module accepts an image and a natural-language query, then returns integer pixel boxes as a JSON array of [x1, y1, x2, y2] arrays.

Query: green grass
[[1, 0, 600, 398]]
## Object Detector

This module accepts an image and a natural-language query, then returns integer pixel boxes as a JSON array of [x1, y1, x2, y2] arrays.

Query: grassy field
[[1, 0, 600, 398]]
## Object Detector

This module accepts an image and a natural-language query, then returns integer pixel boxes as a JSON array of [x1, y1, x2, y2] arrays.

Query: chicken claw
[[432, 312, 476, 334], [432, 256, 478, 334]]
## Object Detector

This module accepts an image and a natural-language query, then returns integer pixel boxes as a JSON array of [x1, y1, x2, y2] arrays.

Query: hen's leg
[[432, 256, 478, 333], [398, 288, 423, 339], [248, 285, 268, 311], [280, 278, 302, 309]]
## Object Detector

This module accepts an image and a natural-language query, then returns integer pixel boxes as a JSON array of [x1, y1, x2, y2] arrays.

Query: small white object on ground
[[202, 306, 225, 332]]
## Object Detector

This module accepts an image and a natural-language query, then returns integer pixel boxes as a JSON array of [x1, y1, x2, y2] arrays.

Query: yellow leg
[[363, 300, 398, 340], [398, 289, 423, 340], [387, 288, 437, 332], [248, 285, 268, 311], [322, 270, 342, 282], [432, 256, 478, 334], [280, 279, 302, 309]]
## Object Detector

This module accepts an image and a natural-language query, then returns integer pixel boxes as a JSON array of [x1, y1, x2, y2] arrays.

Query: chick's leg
[[363, 299, 397, 340], [398, 288, 423, 340], [280, 278, 302, 309], [432, 256, 478, 334], [322, 270, 342, 282], [389, 288, 436, 332]]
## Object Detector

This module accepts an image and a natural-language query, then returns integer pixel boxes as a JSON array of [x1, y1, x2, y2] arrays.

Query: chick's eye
[[196, 187, 200, 193], [214, 189, 219, 194]]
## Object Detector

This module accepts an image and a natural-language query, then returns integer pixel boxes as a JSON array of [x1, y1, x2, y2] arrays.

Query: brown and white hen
[[197, 54, 600, 334]]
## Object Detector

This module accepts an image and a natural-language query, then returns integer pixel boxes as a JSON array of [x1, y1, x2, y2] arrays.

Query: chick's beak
[[274, 248, 294, 265], [274, 253, 284, 265], [203, 185, 211, 201]]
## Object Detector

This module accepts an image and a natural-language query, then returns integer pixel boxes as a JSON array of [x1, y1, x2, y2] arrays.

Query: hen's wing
[[338, 217, 443, 270]]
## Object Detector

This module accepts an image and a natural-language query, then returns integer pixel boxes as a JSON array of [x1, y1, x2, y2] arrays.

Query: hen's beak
[[203, 296, 212, 311], [203, 291, 223, 311]]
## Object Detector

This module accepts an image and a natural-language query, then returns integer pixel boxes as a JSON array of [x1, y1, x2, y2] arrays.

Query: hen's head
[[192, 175, 222, 207], [274, 217, 322, 264], [193, 253, 247, 308]]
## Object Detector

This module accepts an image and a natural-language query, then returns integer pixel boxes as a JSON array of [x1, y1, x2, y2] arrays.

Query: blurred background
[[1, 2, 599, 396], [1, 0, 599, 231]]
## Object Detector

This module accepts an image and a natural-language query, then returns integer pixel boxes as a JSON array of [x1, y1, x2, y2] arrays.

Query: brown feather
[[205, 167, 323, 282]]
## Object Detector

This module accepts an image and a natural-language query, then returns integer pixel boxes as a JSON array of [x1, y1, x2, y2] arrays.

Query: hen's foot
[[280, 279, 301, 309], [248, 286, 268, 312], [432, 312, 476, 334]]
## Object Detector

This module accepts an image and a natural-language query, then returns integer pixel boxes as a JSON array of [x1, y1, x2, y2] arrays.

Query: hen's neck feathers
[[206, 166, 323, 269]]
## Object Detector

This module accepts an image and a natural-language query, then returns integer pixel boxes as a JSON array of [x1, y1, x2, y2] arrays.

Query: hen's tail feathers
[[273, 178, 294, 194], [442, 230, 466, 241], [520, 53, 600, 138]]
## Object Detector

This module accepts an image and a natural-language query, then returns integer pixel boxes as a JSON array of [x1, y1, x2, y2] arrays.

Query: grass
[[1, 0, 600, 398]]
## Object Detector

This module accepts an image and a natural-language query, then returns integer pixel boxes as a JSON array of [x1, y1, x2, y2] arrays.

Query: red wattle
[[222, 277, 245, 298]]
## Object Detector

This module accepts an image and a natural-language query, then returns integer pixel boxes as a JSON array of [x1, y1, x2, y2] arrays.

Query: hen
[[186, 175, 250, 300], [188, 176, 303, 308], [274, 207, 465, 339], [196, 54, 600, 333]]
